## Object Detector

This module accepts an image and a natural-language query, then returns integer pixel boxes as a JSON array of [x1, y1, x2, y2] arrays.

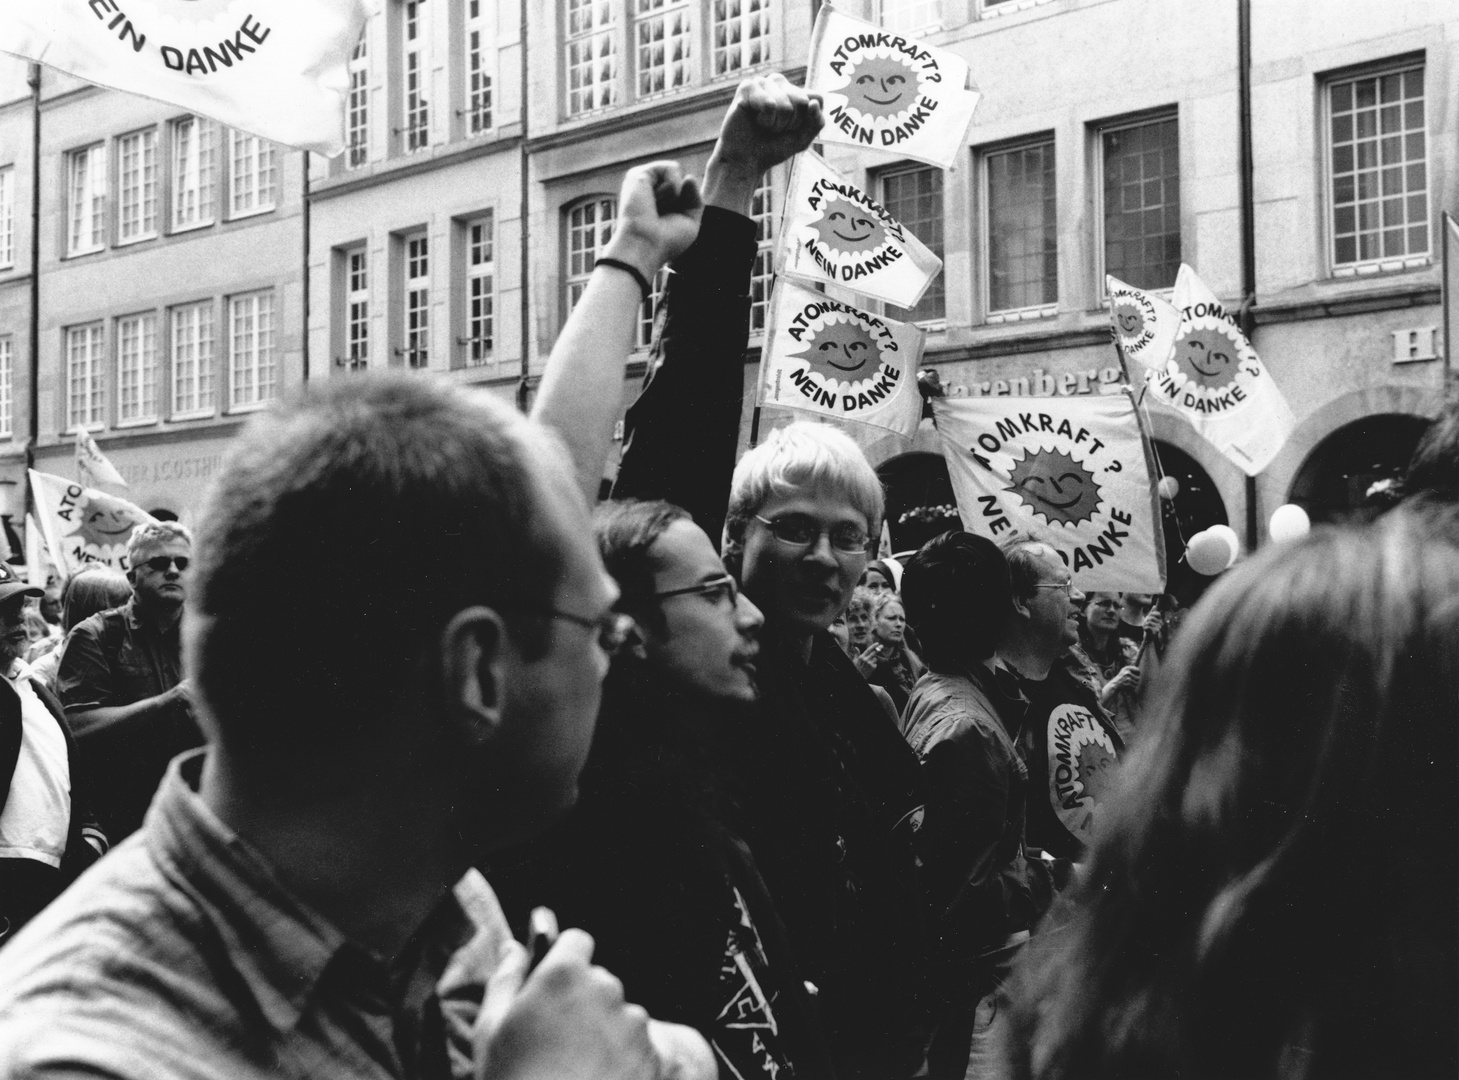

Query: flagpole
[[25, 63, 42, 540], [1444, 210, 1454, 385]]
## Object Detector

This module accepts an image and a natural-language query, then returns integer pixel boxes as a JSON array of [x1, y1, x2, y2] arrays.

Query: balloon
[[1157, 475, 1180, 500], [1185, 529, 1233, 576], [1269, 503, 1311, 543], [1206, 524, 1240, 567]]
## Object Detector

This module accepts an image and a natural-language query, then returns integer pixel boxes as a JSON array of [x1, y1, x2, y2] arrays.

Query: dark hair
[[901, 530, 1011, 671], [593, 498, 692, 635], [190, 373, 570, 765], [1002, 505, 1459, 1080], [1404, 398, 1459, 503], [61, 565, 131, 631]]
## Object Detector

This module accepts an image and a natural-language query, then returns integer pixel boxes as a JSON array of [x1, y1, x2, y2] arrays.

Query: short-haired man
[[0, 374, 684, 1080], [57, 520, 200, 840], [0, 563, 106, 942]]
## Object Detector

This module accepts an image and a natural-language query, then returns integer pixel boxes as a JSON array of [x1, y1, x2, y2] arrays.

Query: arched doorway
[[877, 451, 958, 554], [1288, 414, 1430, 525], [1151, 440, 1229, 606]]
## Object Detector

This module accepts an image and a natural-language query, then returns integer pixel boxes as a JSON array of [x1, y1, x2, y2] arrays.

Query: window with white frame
[[0, 167, 13, 268], [0, 338, 12, 438], [1100, 114, 1180, 290], [1327, 62, 1427, 272], [229, 291, 277, 409], [347, 35, 370, 168], [403, 0, 430, 152], [230, 132, 277, 216], [565, 196, 615, 317], [116, 129, 158, 244], [879, 0, 941, 33], [712, 0, 770, 77], [636, 268, 669, 349], [403, 233, 430, 367], [116, 312, 159, 423], [750, 173, 774, 334], [345, 248, 370, 370], [171, 301, 215, 417], [637, 0, 692, 97], [985, 138, 1056, 315], [881, 164, 945, 322], [465, 0, 493, 134], [464, 215, 493, 364], [65, 323, 105, 430], [67, 145, 107, 256], [172, 116, 216, 230], [566, 0, 618, 116]]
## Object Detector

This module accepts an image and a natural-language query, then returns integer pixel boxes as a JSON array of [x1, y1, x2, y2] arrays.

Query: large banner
[[759, 278, 925, 438], [29, 470, 156, 577], [807, 3, 980, 169], [933, 394, 1166, 593], [780, 151, 943, 309], [1141, 265, 1296, 477], [0, 0, 368, 155]]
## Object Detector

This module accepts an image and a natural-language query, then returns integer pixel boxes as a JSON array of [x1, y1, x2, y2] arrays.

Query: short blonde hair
[[127, 520, 194, 567], [722, 422, 884, 563]]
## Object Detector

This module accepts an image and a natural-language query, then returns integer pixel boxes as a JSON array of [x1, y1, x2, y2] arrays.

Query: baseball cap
[[0, 562, 45, 605]]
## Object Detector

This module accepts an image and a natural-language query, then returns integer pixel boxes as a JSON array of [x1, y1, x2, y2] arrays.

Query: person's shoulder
[[68, 605, 128, 642]]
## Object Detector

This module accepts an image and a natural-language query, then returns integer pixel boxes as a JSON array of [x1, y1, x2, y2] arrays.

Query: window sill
[[63, 423, 105, 435], [226, 400, 270, 415], [116, 232, 158, 248], [986, 304, 1057, 325], [115, 416, 159, 430], [980, 0, 1056, 19], [227, 204, 276, 222], [170, 219, 216, 235], [1331, 255, 1430, 278], [64, 246, 105, 260], [169, 408, 217, 422]]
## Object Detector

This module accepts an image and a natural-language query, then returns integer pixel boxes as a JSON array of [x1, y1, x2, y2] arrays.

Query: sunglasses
[[142, 555, 190, 573]]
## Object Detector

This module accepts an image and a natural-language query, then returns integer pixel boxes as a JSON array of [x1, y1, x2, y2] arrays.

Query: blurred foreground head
[[1004, 503, 1459, 1080]]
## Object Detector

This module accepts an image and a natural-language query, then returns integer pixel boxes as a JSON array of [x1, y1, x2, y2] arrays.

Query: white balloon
[[1206, 524, 1240, 567], [1185, 530, 1232, 576], [1269, 503, 1311, 543], [1157, 475, 1180, 500]]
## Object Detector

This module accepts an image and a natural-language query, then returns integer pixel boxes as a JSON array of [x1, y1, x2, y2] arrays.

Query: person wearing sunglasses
[[56, 520, 202, 842]]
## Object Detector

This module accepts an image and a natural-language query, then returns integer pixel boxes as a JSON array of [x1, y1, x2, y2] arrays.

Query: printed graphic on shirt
[[1046, 703, 1119, 844], [714, 887, 794, 1080]]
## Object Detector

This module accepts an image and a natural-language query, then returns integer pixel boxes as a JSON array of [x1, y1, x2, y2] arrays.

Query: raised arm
[[531, 162, 703, 505], [612, 74, 823, 544]]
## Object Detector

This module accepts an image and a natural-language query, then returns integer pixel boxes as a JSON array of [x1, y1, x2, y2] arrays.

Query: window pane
[[636, 0, 692, 97], [1102, 117, 1180, 289], [882, 166, 945, 322], [347, 35, 370, 167], [403, 0, 430, 150], [564, 197, 616, 321], [404, 234, 429, 367], [566, 0, 617, 115], [464, 215, 494, 366], [750, 174, 775, 333], [712, 0, 770, 77], [171, 303, 216, 416], [987, 140, 1057, 312], [173, 118, 216, 228], [878, 0, 941, 33]]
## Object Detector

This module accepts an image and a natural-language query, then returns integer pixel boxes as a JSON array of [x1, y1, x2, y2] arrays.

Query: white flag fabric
[[25, 514, 55, 588], [780, 151, 943, 309], [759, 279, 925, 438], [0, 0, 368, 156], [933, 394, 1166, 593], [1106, 274, 1180, 381], [75, 429, 128, 487], [29, 470, 157, 577], [1141, 265, 1296, 477], [807, 3, 980, 169]]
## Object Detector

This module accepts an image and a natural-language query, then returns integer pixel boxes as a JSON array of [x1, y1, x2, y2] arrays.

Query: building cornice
[[1252, 283, 1441, 325], [309, 131, 525, 202]]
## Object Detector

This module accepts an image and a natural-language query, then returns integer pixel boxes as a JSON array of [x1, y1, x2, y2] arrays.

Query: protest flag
[[1106, 274, 1181, 381], [759, 278, 925, 438], [933, 393, 1166, 593], [24, 515, 55, 588], [75, 429, 128, 488], [807, 2, 980, 170], [0, 0, 368, 156], [1139, 265, 1296, 477], [1443, 211, 1458, 375], [780, 151, 943, 309], [29, 470, 157, 577]]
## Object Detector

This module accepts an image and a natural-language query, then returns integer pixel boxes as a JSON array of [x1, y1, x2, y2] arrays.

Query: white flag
[[29, 470, 157, 577], [75, 429, 128, 487], [807, 3, 980, 169], [759, 278, 925, 438], [1105, 274, 1180, 381], [1142, 265, 1296, 477], [0, 0, 368, 156], [24, 514, 55, 589], [780, 151, 943, 309], [933, 394, 1166, 593]]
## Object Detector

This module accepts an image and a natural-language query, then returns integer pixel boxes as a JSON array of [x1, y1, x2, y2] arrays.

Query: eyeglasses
[[544, 608, 638, 657], [142, 555, 190, 573], [652, 575, 739, 607], [754, 514, 871, 555], [1032, 580, 1074, 597]]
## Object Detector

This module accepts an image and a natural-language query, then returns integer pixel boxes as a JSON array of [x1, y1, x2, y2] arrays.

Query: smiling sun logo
[[792, 317, 883, 384], [1005, 448, 1102, 527], [810, 196, 889, 258], [1171, 321, 1245, 391], [840, 54, 921, 121], [71, 491, 146, 550], [1112, 298, 1147, 346]]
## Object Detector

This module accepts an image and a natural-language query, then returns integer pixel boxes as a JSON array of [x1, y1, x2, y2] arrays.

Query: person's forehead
[[756, 488, 868, 527], [649, 519, 725, 584], [134, 535, 190, 557], [1032, 552, 1069, 582]]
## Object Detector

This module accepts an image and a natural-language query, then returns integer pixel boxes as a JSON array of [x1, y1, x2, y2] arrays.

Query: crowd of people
[[0, 74, 1452, 1080]]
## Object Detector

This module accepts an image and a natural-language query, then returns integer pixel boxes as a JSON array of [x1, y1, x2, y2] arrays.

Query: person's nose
[[803, 531, 838, 567], [735, 591, 764, 634], [1070, 585, 1086, 604]]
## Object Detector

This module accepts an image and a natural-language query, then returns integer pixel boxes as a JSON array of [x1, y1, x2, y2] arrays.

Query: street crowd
[[0, 75, 1453, 1080]]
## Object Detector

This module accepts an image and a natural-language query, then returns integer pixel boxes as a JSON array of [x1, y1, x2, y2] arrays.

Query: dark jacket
[[488, 663, 836, 1079]]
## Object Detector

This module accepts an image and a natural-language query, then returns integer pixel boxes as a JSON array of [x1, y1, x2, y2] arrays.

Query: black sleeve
[[612, 206, 760, 547]]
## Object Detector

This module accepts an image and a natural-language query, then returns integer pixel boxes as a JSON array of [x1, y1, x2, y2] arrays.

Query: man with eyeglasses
[[57, 520, 202, 841]]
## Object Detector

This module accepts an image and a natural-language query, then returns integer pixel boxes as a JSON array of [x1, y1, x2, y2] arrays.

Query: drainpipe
[[26, 64, 41, 482], [1236, 0, 1259, 552], [301, 156, 311, 382], [515, 0, 531, 412]]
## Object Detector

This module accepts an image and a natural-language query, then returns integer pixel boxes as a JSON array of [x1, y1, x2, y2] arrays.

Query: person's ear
[[438, 605, 509, 747], [1010, 592, 1034, 619]]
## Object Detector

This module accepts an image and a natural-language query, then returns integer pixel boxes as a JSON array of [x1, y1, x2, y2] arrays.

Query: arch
[[1150, 439, 1229, 606], [1288, 413, 1431, 525], [876, 450, 957, 553]]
